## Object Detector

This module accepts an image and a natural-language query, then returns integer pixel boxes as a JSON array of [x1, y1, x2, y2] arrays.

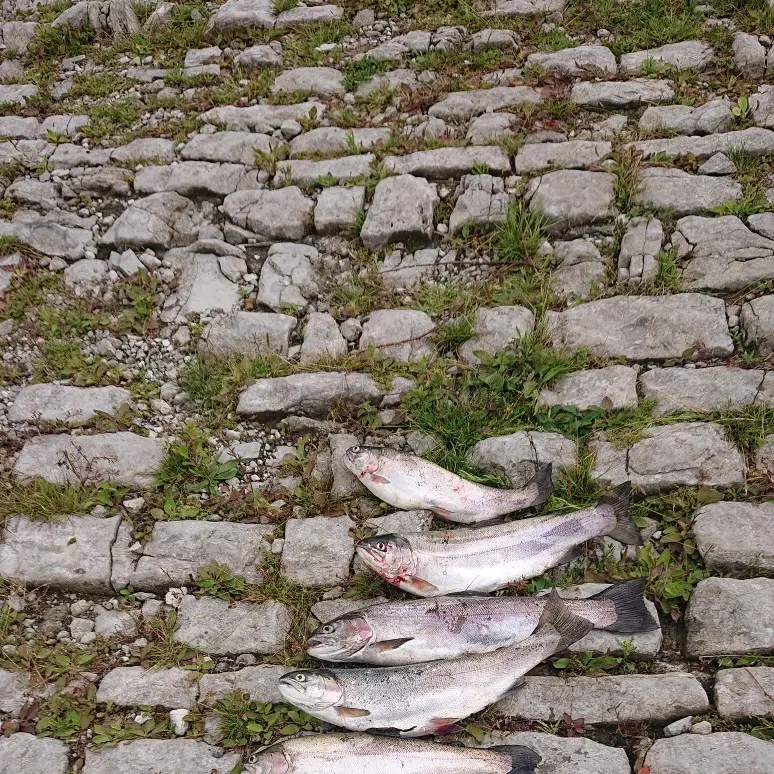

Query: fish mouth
[[307, 634, 368, 660], [355, 542, 379, 568]]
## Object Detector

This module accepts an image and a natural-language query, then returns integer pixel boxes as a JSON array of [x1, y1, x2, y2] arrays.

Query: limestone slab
[[281, 516, 354, 587], [82, 739, 240, 774], [715, 667, 774, 718], [174, 595, 290, 655], [470, 430, 577, 488], [644, 732, 774, 774], [96, 667, 199, 708], [592, 422, 746, 494], [130, 522, 274, 591], [639, 366, 765, 414], [0, 515, 126, 593], [546, 293, 733, 360], [236, 372, 385, 419], [8, 384, 132, 426], [686, 577, 774, 657], [539, 366, 638, 411], [497, 673, 709, 723]]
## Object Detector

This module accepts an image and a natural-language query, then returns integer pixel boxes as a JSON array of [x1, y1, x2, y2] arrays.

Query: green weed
[[210, 691, 317, 748], [553, 645, 635, 675], [343, 55, 387, 92], [0, 480, 123, 527], [612, 148, 643, 213], [36, 689, 95, 741], [155, 424, 239, 495]]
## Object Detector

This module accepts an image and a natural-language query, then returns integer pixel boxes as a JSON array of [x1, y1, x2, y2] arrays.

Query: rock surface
[[281, 516, 354, 586], [470, 430, 578, 487], [644, 733, 774, 774], [498, 673, 709, 724], [174, 595, 291, 655], [686, 577, 774, 656], [546, 294, 733, 360], [592, 422, 746, 493]]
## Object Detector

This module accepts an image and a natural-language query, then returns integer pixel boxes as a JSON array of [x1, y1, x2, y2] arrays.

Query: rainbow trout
[[243, 733, 541, 774], [355, 482, 639, 596], [278, 591, 592, 737], [344, 446, 553, 524], [307, 578, 657, 665]]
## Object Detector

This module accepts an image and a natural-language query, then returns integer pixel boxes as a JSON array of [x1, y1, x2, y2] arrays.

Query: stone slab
[[715, 667, 774, 719], [644, 732, 774, 774], [686, 577, 774, 657], [639, 366, 765, 415], [546, 294, 733, 360], [174, 595, 291, 655], [0, 515, 129, 594], [8, 384, 132, 426], [497, 673, 709, 724], [592, 422, 746, 494], [693, 501, 774, 572], [0, 733, 68, 774], [13, 432, 166, 488], [82, 739, 240, 774], [198, 666, 287, 705], [96, 667, 199, 708], [281, 516, 354, 587], [130, 522, 274, 591], [481, 732, 631, 774]]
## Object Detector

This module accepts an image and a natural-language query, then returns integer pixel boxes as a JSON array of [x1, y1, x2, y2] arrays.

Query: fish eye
[[352, 446, 360, 452], [375, 541, 386, 552], [321, 624, 334, 634], [246, 753, 259, 764], [294, 673, 307, 682]]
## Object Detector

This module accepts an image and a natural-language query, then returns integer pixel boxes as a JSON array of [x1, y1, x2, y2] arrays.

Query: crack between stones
[[107, 514, 123, 594], [753, 371, 767, 405]]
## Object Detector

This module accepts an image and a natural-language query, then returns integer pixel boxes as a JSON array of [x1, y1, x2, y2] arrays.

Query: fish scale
[[244, 734, 519, 774], [279, 593, 592, 737], [355, 482, 639, 596], [343, 446, 553, 523], [307, 580, 656, 666]]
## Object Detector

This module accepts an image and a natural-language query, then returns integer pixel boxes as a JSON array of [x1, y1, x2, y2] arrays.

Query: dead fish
[[243, 732, 541, 774], [244, 734, 541, 774], [307, 577, 657, 665], [343, 445, 553, 524], [278, 591, 592, 737], [355, 482, 640, 597]]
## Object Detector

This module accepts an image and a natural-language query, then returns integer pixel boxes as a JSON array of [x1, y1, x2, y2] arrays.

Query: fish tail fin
[[524, 462, 553, 507], [599, 481, 641, 545], [491, 745, 542, 774], [591, 578, 659, 633], [537, 589, 593, 650]]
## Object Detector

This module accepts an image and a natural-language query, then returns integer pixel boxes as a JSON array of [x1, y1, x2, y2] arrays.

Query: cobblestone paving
[[1, 0, 774, 772]]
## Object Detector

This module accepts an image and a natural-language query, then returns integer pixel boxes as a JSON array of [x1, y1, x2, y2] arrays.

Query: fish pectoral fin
[[406, 576, 440, 595], [371, 637, 414, 653], [556, 546, 584, 565], [430, 717, 463, 735], [431, 505, 454, 518], [369, 473, 391, 484], [500, 678, 527, 701], [366, 726, 415, 737], [336, 706, 372, 718]]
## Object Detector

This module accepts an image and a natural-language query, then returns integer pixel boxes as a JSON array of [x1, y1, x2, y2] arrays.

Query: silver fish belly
[[308, 578, 655, 665], [355, 483, 636, 596], [344, 446, 552, 523], [244, 733, 525, 774]]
